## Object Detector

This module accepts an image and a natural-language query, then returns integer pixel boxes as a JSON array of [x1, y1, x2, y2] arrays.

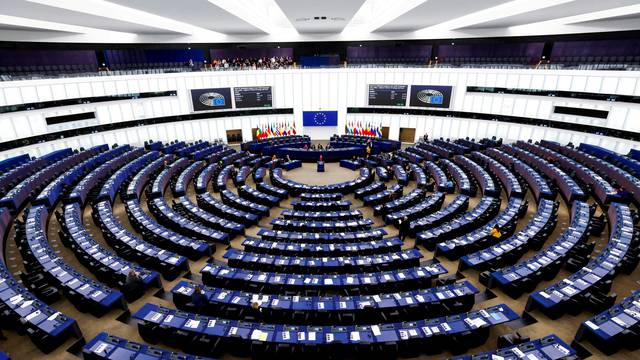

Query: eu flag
[[303, 111, 338, 126]]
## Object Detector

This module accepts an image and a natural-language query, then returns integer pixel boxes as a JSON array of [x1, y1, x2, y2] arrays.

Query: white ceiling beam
[[414, 0, 574, 36], [207, 0, 297, 36], [0, 13, 136, 39], [343, 0, 428, 35], [509, 3, 640, 33], [27, 0, 226, 38]]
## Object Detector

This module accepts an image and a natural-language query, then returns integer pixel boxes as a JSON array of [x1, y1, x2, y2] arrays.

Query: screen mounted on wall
[[191, 87, 233, 111], [303, 111, 338, 126], [233, 86, 273, 109], [409, 85, 453, 108], [368, 84, 408, 106]]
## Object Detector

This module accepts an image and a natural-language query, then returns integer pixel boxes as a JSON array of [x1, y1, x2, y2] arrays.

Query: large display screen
[[368, 84, 408, 106], [409, 85, 453, 108], [190, 87, 233, 111], [302, 111, 338, 126], [233, 86, 273, 108]]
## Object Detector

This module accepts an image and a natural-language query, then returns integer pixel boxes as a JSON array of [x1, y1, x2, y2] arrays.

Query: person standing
[[191, 285, 206, 313], [398, 216, 410, 241]]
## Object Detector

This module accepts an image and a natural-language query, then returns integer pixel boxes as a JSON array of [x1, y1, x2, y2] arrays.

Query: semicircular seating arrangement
[[1, 135, 638, 360]]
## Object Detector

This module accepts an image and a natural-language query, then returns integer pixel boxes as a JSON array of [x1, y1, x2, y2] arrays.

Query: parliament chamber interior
[[1, 1, 640, 359]]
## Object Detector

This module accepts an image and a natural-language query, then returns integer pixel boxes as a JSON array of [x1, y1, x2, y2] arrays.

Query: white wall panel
[[0, 68, 637, 156]]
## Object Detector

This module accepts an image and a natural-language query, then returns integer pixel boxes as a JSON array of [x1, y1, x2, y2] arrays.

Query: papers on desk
[[611, 316, 630, 328], [25, 310, 41, 321], [584, 320, 599, 330], [9, 294, 23, 305], [349, 331, 360, 342], [176, 286, 191, 295], [184, 319, 200, 329], [47, 311, 61, 322], [371, 325, 381, 336], [464, 317, 487, 328], [251, 329, 269, 341]]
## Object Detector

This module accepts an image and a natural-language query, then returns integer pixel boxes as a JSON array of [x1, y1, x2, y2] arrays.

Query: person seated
[[271, 154, 277, 163], [490, 225, 502, 240], [251, 300, 263, 314], [310, 144, 316, 150], [285, 154, 292, 162], [317, 144, 324, 150], [446, 180, 455, 191], [303, 144, 309, 150], [326, 143, 331, 150]]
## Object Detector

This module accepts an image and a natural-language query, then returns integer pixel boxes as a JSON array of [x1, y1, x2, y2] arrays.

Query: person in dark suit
[[191, 285, 206, 312], [398, 216, 410, 241], [123, 270, 144, 302]]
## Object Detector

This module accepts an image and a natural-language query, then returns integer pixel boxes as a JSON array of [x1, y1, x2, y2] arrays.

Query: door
[[381, 126, 390, 139], [399, 127, 416, 143]]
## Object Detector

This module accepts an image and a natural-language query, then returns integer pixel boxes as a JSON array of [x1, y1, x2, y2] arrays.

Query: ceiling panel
[[0, 0, 638, 43], [0, 23, 65, 32], [276, 0, 365, 34], [376, 0, 511, 32], [461, 0, 639, 29], [1, 0, 173, 34], [108, 0, 266, 35]]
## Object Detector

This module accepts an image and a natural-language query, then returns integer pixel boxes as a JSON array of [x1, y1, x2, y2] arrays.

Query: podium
[[317, 161, 325, 172]]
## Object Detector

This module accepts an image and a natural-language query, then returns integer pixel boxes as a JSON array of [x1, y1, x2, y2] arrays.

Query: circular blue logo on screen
[[417, 89, 444, 105], [199, 92, 226, 107], [314, 112, 327, 125]]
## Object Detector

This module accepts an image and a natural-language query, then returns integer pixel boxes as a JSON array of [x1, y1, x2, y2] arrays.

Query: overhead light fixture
[[207, 0, 297, 36], [0, 13, 135, 38], [344, 0, 428, 35], [509, 3, 640, 33], [27, 0, 225, 37], [414, 0, 574, 36]]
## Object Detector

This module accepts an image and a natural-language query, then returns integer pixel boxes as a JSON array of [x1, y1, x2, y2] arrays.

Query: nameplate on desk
[[349, 331, 360, 341]]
